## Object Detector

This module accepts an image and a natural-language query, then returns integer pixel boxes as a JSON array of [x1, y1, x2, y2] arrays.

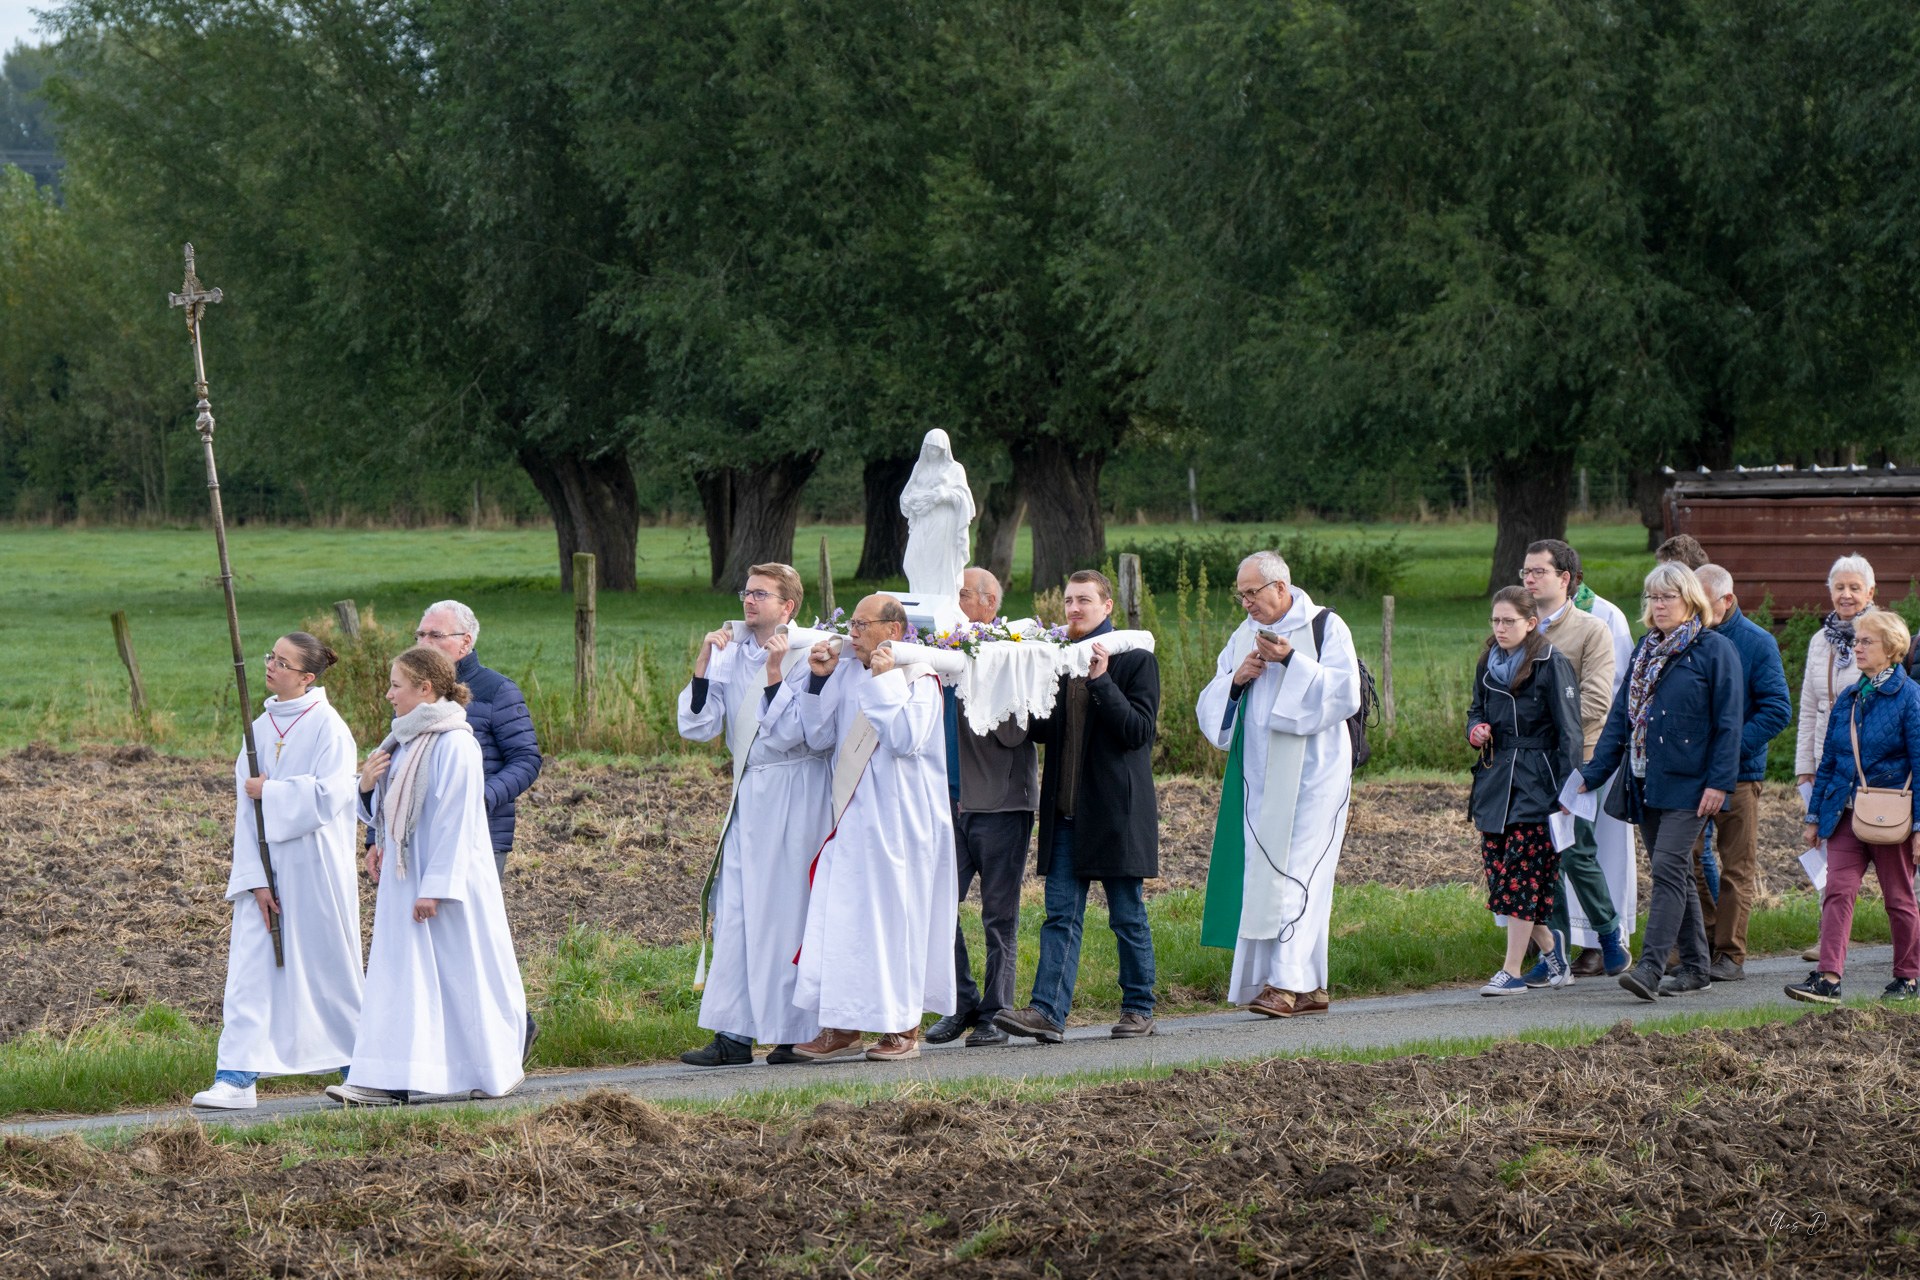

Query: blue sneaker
[[1480, 970, 1530, 997], [1599, 926, 1632, 976], [1543, 928, 1573, 987], [1521, 959, 1555, 989]]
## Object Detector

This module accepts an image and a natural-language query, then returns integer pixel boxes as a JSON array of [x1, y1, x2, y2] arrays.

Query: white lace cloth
[[885, 623, 1157, 734]]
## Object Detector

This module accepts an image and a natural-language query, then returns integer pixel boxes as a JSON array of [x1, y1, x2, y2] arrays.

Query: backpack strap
[[1310, 607, 1327, 660]]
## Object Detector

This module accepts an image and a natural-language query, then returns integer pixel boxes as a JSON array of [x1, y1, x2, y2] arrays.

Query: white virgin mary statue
[[899, 429, 975, 599]]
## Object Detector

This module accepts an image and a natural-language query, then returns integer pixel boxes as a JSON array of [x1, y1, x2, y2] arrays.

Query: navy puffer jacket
[[456, 651, 543, 853], [1808, 666, 1920, 839]]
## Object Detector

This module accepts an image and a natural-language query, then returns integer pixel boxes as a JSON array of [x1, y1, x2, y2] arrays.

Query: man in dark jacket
[[414, 599, 544, 878], [1691, 565, 1792, 981], [995, 570, 1160, 1044]]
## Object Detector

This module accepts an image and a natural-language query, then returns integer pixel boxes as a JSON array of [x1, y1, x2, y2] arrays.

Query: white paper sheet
[[1548, 809, 1576, 852], [1797, 781, 1813, 811], [1800, 844, 1828, 893], [1556, 774, 1597, 821]]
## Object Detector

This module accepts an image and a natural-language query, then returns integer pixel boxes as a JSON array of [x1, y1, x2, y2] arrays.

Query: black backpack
[[1311, 608, 1378, 769]]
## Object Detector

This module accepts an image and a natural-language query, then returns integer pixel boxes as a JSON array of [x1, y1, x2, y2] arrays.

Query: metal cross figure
[[170, 243, 285, 966]]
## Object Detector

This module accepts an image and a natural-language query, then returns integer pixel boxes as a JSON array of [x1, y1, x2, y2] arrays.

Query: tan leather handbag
[[1849, 702, 1914, 845]]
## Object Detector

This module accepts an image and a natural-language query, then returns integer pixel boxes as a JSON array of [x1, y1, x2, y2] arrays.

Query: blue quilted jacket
[[456, 652, 544, 853], [1808, 665, 1920, 839]]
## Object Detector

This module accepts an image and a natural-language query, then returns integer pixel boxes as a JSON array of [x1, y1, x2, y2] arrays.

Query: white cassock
[[1574, 591, 1638, 949], [353, 726, 527, 1096], [1195, 591, 1361, 1001], [678, 631, 833, 1046], [794, 659, 957, 1032], [217, 687, 363, 1077]]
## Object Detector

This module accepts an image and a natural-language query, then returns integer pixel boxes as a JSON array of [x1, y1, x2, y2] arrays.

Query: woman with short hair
[[1789, 610, 1920, 1004], [328, 646, 528, 1106], [193, 632, 363, 1110], [1797, 555, 1878, 783], [1576, 563, 1744, 1001], [1467, 588, 1584, 995]]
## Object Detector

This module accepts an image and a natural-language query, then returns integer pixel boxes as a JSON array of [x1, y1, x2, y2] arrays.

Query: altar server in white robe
[[191, 632, 364, 1110], [327, 645, 528, 1105], [1196, 552, 1362, 1019], [677, 562, 833, 1068], [790, 594, 958, 1063]]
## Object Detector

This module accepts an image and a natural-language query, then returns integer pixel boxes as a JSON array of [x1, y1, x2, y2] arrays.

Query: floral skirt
[[1481, 822, 1561, 922]]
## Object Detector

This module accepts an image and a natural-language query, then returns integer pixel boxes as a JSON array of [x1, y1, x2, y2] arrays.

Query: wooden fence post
[[110, 611, 148, 718], [332, 599, 361, 642], [1117, 553, 1143, 629], [817, 535, 836, 621], [1380, 595, 1396, 728], [574, 552, 597, 730]]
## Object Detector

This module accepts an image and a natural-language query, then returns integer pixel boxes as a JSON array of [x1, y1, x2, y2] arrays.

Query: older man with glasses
[[408, 600, 543, 880]]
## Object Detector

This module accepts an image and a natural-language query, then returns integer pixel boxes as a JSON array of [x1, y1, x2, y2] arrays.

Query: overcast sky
[[2, 2, 49, 54]]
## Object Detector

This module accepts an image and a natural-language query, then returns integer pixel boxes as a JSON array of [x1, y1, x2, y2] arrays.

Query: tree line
[[3, 0, 1918, 593]]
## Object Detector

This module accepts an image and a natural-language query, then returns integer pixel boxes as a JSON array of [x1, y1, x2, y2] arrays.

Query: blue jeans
[[1029, 819, 1156, 1026], [1700, 818, 1721, 903], [216, 1066, 347, 1087]]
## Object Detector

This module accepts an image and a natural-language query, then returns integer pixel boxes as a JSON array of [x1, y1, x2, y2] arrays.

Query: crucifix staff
[[171, 243, 283, 966]]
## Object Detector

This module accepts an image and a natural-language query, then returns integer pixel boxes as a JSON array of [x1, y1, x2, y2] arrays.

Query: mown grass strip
[[5, 884, 1892, 1119]]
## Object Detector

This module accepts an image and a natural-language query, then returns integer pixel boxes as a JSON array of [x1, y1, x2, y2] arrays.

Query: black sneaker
[[1617, 963, 1662, 1003], [1657, 970, 1712, 997], [679, 1035, 754, 1067], [764, 1043, 805, 1064], [1883, 978, 1919, 1001], [1784, 971, 1842, 1006], [964, 1021, 1009, 1047]]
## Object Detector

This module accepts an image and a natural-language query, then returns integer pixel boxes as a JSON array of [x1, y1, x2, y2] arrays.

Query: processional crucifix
[[171, 243, 284, 966]]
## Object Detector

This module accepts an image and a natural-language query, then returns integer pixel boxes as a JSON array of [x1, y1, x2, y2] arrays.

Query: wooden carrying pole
[[110, 611, 148, 718], [170, 243, 282, 965], [574, 552, 597, 730]]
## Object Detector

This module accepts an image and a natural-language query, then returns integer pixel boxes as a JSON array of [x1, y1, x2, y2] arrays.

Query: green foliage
[[1113, 532, 1407, 602]]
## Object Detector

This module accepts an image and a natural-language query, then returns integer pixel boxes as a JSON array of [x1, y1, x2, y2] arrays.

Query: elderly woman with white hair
[[1574, 562, 1744, 1001], [1797, 555, 1879, 785]]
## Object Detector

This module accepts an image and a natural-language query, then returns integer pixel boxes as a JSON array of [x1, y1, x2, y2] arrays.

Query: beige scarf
[[379, 699, 470, 877]]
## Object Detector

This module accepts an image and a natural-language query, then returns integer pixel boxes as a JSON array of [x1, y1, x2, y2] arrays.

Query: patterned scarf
[[1573, 583, 1597, 613], [1855, 666, 1896, 702], [1823, 611, 1861, 668], [379, 699, 470, 877], [1626, 616, 1702, 778]]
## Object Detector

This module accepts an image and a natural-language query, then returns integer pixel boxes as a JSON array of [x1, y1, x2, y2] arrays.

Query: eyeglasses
[[847, 618, 895, 634], [415, 629, 469, 641], [1642, 593, 1681, 605], [738, 589, 778, 603], [1235, 580, 1281, 604], [263, 652, 307, 673], [1517, 567, 1558, 581]]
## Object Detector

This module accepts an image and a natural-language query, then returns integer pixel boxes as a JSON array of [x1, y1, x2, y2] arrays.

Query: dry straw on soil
[[1, 1008, 1915, 1276]]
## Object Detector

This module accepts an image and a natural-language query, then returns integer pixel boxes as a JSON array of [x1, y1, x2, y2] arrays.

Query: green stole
[[1199, 705, 1249, 949]]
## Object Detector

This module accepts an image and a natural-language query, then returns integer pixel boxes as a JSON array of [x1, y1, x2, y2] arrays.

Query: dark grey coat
[[1031, 647, 1161, 880], [1467, 646, 1582, 834]]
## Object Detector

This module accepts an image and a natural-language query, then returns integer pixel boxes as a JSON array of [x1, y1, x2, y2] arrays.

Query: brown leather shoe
[[1248, 985, 1293, 1018], [1290, 988, 1330, 1016], [1110, 1011, 1156, 1038], [1569, 948, 1605, 978], [792, 1028, 866, 1061], [866, 1029, 921, 1061]]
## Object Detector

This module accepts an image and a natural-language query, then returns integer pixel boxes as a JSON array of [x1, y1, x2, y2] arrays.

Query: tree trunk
[[1486, 442, 1575, 596], [1015, 436, 1106, 594], [1630, 400, 1737, 550], [517, 446, 640, 591], [855, 452, 916, 580], [975, 475, 1026, 591], [694, 453, 822, 590]]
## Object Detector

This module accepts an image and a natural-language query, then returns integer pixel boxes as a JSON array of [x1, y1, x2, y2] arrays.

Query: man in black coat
[[995, 570, 1160, 1043]]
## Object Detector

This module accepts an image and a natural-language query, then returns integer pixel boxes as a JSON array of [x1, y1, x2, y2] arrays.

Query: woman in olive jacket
[[1467, 587, 1583, 996]]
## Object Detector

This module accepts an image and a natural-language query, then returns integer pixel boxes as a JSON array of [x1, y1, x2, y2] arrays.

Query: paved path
[[7, 946, 1887, 1141]]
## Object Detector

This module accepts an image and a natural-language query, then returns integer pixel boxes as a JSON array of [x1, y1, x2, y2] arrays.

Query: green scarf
[[1573, 583, 1597, 613]]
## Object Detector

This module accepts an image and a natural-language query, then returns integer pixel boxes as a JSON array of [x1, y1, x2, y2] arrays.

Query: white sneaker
[[190, 1081, 257, 1110], [324, 1082, 404, 1107]]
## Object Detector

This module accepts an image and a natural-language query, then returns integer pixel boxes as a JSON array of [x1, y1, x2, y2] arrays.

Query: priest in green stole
[[1197, 552, 1362, 1018]]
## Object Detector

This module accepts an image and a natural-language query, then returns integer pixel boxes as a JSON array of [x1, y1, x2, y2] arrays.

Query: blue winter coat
[[1808, 667, 1920, 838], [456, 651, 543, 853], [1713, 605, 1792, 783], [1580, 627, 1743, 817]]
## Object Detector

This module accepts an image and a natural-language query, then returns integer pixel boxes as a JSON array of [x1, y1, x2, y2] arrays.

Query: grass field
[[0, 517, 1656, 755]]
